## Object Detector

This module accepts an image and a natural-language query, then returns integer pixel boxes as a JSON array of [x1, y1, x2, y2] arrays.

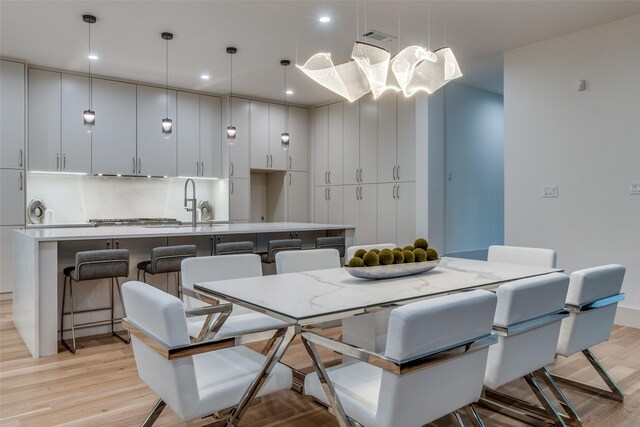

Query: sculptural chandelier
[[298, 42, 462, 101]]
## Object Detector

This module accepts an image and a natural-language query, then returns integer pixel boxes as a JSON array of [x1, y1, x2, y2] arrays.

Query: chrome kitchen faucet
[[183, 178, 197, 227]]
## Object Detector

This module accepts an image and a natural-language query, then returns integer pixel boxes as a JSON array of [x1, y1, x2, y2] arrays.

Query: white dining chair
[[275, 248, 341, 274], [488, 245, 557, 268], [121, 281, 293, 426], [551, 264, 626, 402], [303, 290, 498, 427], [180, 254, 290, 342], [346, 243, 396, 260], [480, 272, 581, 426]]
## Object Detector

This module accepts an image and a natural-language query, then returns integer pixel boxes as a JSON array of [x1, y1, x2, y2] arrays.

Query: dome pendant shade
[[280, 132, 290, 150], [162, 118, 173, 138], [83, 109, 96, 132], [226, 125, 237, 142]]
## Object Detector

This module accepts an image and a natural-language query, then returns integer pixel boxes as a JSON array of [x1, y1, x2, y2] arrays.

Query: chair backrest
[[122, 281, 199, 421], [75, 249, 129, 280], [215, 241, 254, 256], [556, 264, 625, 357], [181, 254, 262, 310], [275, 249, 341, 274], [264, 239, 302, 263], [376, 290, 497, 427], [484, 272, 569, 390], [346, 243, 395, 260], [488, 245, 557, 268], [316, 236, 346, 257], [150, 245, 197, 274]]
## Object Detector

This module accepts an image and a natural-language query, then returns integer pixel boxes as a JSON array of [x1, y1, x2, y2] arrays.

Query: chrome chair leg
[[524, 373, 567, 427], [110, 278, 115, 335], [465, 404, 486, 427], [535, 368, 582, 426], [550, 349, 624, 402], [140, 399, 166, 427], [60, 275, 77, 353], [113, 277, 130, 344], [451, 410, 468, 426]]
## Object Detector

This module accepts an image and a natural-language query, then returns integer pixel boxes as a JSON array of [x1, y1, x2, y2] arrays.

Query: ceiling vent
[[362, 30, 396, 43]]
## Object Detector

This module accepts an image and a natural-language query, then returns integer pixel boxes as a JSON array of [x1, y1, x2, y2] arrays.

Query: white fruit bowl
[[345, 259, 440, 280]]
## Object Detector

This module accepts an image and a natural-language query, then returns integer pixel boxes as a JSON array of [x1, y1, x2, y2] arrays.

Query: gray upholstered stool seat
[[215, 241, 254, 256], [136, 245, 197, 295], [61, 249, 130, 353], [260, 239, 302, 264], [316, 236, 346, 257]]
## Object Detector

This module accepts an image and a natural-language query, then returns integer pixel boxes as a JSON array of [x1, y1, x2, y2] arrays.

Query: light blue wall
[[443, 83, 504, 256]]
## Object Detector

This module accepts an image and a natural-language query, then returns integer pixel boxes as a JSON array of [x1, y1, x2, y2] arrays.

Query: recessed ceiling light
[[286, 89, 294, 95], [319, 16, 331, 23], [88, 54, 99, 60], [201, 74, 210, 80]]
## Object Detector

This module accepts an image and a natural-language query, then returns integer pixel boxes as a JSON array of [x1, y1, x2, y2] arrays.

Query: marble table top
[[195, 257, 562, 325]]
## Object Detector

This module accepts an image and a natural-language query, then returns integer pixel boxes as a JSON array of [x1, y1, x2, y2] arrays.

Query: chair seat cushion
[[187, 312, 290, 341], [304, 361, 380, 427], [189, 346, 292, 419]]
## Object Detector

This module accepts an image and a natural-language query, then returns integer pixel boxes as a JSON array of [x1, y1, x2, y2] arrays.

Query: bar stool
[[61, 249, 130, 353], [137, 245, 197, 296], [315, 236, 345, 258], [260, 239, 302, 264], [215, 241, 254, 255]]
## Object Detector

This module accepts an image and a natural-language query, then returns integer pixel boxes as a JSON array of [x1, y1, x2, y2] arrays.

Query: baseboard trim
[[615, 306, 640, 329], [0, 292, 12, 301]]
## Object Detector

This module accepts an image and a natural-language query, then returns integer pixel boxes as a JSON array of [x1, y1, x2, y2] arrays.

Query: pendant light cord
[[165, 38, 169, 117], [284, 65, 287, 129], [229, 52, 233, 126], [88, 21, 92, 109]]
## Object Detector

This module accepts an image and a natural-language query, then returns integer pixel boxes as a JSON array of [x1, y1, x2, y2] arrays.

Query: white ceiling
[[2, 1, 640, 105]]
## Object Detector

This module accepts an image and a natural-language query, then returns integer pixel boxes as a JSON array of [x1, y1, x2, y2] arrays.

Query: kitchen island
[[13, 222, 354, 357]]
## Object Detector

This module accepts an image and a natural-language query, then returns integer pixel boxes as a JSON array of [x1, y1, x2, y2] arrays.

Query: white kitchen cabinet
[[286, 171, 308, 222], [229, 177, 250, 222], [61, 74, 92, 173], [91, 78, 137, 175], [199, 95, 222, 178], [136, 85, 177, 177], [0, 226, 23, 294], [328, 102, 344, 186], [343, 101, 360, 185], [377, 181, 415, 246], [177, 91, 200, 177], [287, 106, 308, 172], [343, 183, 378, 245], [377, 94, 397, 183], [268, 103, 287, 170], [28, 69, 60, 172], [250, 101, 269, 169], [1, 60, 25, 170], [396, 95, 415, 182], [359, 94, 378, 184], [314, 106, 328, 186], [0, 169, 24, 225], [327, 185, 344, 224], [229, 97, 250, 179]]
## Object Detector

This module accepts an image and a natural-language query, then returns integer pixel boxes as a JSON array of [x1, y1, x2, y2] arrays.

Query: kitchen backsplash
[[26, 174, 229, 224]]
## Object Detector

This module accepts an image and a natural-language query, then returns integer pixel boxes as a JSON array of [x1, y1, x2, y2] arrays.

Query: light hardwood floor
[[1, 299, 639, 426]]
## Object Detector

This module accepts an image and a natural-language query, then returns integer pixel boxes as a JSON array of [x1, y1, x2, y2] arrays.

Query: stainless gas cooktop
[[88, 218, 181, 226]]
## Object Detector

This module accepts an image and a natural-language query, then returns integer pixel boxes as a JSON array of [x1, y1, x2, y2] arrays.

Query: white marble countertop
[[195, 257, 562, 325], [15, 222, 355, 241]]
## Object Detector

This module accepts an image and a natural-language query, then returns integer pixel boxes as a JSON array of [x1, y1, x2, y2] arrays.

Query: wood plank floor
[[1, 299, 639, 426]]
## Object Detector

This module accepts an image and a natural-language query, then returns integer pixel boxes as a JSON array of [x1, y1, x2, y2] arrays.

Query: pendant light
[[161, 32, 173, 138], [280, 59, 290, 150], [82, 15, 96, 133], [226, 47, 237, 142]]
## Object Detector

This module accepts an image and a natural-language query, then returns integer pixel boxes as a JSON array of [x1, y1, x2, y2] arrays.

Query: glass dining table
[[193, 257, 561, 426]]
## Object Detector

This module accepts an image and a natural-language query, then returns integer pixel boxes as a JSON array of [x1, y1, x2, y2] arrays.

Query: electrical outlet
[[542, 185, 559, 198], [629, 181, 640, 195]]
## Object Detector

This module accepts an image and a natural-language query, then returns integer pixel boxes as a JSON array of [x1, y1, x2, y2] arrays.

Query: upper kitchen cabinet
[[29, 70, 91, 173], [176, 91, 200, 177], [0, 60, 25, 170], [378, 93, 415, 183], [358, 94, 378, 184], [28, 69, 60, 172], [313, 106, 328, 186], [250, 101, 286, 171], [228, 97, 250, 179], [287, 106, 308, 171], [0, 169, 24, 225], [91, 78, 137, 175], [343, 100, 359, 185], [268, 103, 287, 170], [199, 95, 222, 178], [314, 102, 343, 187], [136, 85, 177, 177]]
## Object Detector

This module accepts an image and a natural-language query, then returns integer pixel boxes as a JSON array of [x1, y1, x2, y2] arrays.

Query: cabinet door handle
[[270, 154, 273, 168], [56, 153, 60, 171], [392, 184, 396, 199], [266, 154, 269, 168], [397, 165, 400, 180], [63, 154, 67, 170], [396, 185, 400, 199], [196, 161, 200, 176], [138, 158, 142, 174], [230, 180, 234, 194], [324, 187, 328, 200], [133, 157, 136, 174], [230, 161, 234, 176], [201, 161, 204, 176], [18, 149, 23, 168], [393, 165, 397, 180], [328, 171, 331, 184], [289, 156, 292, 170], [288, 172, 292, 186], [328, 187, 331, 200], [359, 168, 363, 182], [19, 171, 23, 191]]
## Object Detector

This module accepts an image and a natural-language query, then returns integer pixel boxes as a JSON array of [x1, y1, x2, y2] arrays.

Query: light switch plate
[[542, 185, 559, 198], [629, 181, 640, 195]]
